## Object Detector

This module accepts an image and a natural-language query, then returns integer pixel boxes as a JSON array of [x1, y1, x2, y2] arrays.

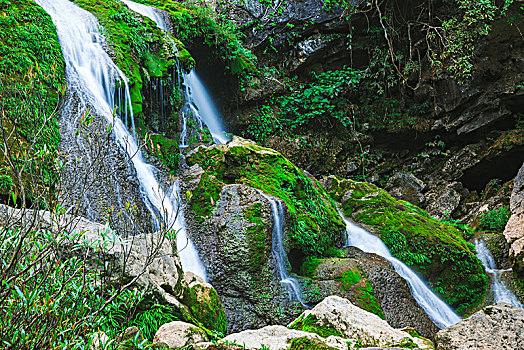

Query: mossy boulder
[[182, 273, 227, 334], [322, 175, 488, 313], [185, 136, 345, 257]]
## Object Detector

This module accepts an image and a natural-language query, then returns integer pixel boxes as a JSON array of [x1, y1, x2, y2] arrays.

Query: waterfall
[[181, 70, 230, 145], [121, 0, 167, 30], [261, 194, 306, 306], [341, 214, 461, 328], [474, 239, 523, 307], [34, 0, 207, 280]]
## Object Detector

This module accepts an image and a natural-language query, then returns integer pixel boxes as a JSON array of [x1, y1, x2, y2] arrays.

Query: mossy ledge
[[185, 137, 345, 258], [323, 175, 487, 313]]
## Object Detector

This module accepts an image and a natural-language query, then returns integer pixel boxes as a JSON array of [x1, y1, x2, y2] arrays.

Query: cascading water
[[181, 71, 230, 145], [341, 214, 461, 328], [265, 196, 307, 306], [34, 0, 207, 280], [119, 0, 228, 148], [121, 0, 167, 30], [474, 239, 523, 307]]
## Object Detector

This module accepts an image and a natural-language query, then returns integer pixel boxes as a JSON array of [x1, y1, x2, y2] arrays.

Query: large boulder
[[181, 137, 346, 332], [289, 296, 432, 349], [386, 172, 427, 207], [153, 321, 208, 349], [321, 176, 487, 313], [504, 161, 524, 278], [434, 302, 524, 350]]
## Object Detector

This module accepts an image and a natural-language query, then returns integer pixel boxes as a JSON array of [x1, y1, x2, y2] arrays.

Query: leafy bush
[[0, 174, 13, 190], [479, 207, 511, 233]]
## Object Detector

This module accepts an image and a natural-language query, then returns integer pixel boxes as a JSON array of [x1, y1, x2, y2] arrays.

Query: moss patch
[[288, 313, 344, 338], [244, 202, 268, 273], [186, 139, 345, 257], [183, 283, 227, 335], [0, 0, 65, 199], [324, 175, 488, 313], [289, 337, 338, 350]]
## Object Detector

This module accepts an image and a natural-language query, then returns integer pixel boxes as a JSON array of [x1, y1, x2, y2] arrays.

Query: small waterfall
[[181, 70, 230, 145], [34, 0, 207, 280], [341, 214, 461, 328], [262, 195, 306, 306], [121, 0, 167, 30], [474, 239, 523, 307]]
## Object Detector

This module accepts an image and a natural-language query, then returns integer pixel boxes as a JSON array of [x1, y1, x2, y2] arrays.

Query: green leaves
[[479, 206, 511, 233]]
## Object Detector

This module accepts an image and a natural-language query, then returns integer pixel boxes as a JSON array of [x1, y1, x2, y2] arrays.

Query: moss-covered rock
[[182, 273, 227, 334], [288, 337, 339, 350], [322, 175, 488, 313], [186, 136, 345, 257]]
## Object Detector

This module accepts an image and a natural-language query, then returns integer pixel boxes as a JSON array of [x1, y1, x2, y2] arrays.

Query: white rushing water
[[342, 214, 461, 328], [262, 195, 306, 306], [34, 0, 207, 280], [121, 0, 167, 30], [182, 70, 230, 145], [474, 239, 523, 307]]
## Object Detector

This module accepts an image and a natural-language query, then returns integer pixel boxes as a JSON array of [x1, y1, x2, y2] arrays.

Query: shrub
[[479, 207, 511, 233]]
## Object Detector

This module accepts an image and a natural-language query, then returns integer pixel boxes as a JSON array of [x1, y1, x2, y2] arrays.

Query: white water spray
[[182, 70, 230, 145], [341, 214, 461, 328], [474, 239, 523, 307], [34, 0, 207, 280]]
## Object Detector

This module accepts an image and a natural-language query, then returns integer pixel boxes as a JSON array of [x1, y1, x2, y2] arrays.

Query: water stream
[[181, 70, 230, 146], [263, 195, 306, 306], [341, 214, 461, 328], [34, 0, 207, 280], [474, 239, 523, 307]]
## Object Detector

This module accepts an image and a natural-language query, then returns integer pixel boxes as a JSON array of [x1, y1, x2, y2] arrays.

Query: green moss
[[288, 314, 344, 338], [132, 0, 257, 78], [183, 283, 227, 335], [186, 140, 345, 257], [189, 172, 222, 221], [339, 270, 361, 291], [289, 337, 338, 350], [355, 281, 384, 320], [300, 257, 325, 278], [324, 176, 488, 313], [244, 202, 268, 273], [147, 134, 180, 173], [0, 0, 65, 198]]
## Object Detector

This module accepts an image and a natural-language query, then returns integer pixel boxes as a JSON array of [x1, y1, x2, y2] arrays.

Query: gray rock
[[305, 248, 438, 338], [153, 321, 208, 349], [386, 172, 427, 207], [435, 302, 524, 350], [182, 182, 304, 333], [426, 185, 462, 220]]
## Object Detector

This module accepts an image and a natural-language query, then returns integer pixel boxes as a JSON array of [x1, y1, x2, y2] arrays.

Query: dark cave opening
[[460, 149, 524, 192], [288, 248, 306, 275]]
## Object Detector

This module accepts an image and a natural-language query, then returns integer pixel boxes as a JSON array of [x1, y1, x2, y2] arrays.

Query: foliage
[[134, 0, 257, 77], [129, 301, 180, 340], [0, 1, 65, 196], [479, 206, 511, 233], [245, 68, 361, 142]]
